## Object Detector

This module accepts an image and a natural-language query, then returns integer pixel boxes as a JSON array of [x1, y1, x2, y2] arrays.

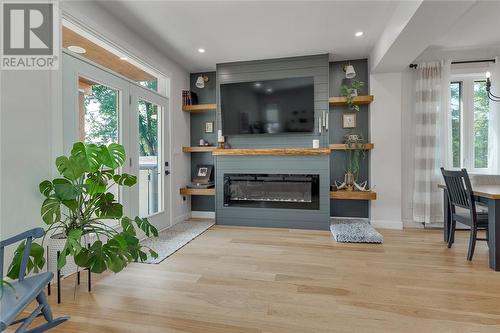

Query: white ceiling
[[97, 1, 398, 72], [432, 1, 500, 50]]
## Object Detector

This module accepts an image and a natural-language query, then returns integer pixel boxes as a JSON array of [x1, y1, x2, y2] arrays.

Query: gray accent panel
[[216, 54, 330, 149], [189, 72, 216, 211], [216, 155, 330, 230], [329, 59, 370, 218]]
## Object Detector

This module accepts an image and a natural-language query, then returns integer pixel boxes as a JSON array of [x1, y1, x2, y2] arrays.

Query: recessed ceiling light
[[119, 56, 128, 60], [254, 82, 262, 87], [266, 88, 273, 93], [198, 48, 205, 53], [355, 31, 364, 37], [67, 45, 86, 54]]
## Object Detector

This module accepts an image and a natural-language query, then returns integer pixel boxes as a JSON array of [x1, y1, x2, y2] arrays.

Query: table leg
[[488, 198, 500, 271], [443, 189, 451, 242]]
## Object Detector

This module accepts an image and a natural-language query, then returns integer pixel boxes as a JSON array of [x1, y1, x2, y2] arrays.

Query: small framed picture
[[343, 113, 357, 129], [205, 121, 214, 133]]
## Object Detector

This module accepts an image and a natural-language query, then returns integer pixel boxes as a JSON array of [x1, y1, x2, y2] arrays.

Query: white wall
[[1, 2, 190, 270], [369, 72, 403, 229]]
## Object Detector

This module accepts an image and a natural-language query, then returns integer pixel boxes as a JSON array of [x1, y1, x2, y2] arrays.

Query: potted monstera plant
[[6, 142, 158, 280]]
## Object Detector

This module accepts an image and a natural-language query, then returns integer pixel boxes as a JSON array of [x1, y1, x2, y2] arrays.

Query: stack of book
[[182, 90, 197, 106]]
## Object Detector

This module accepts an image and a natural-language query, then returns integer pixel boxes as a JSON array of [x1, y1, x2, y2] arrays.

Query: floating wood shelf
[[329, 143, 374, 151], [330, 191, 377, 200], [182, 146, 217, 153], [212, 148, 331, 156], [182, 104, 217, 113], [329, 95, 374, 106], [179, 187, 215, 196]]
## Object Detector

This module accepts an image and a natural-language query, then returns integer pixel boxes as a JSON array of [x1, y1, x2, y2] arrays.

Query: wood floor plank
[[7, 222, 500, 332]]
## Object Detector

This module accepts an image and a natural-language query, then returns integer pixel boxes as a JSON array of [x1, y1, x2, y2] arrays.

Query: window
[[449, 75, 490, 172]]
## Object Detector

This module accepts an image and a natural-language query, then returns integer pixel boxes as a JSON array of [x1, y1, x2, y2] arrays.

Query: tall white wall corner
[[369, 72, 403, 230]]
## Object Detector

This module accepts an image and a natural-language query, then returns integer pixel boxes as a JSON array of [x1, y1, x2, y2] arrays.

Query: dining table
[[439, 184, 500, 271]]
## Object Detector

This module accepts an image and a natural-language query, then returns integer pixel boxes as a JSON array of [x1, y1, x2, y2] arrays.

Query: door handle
[[165, 170, 171, 176]]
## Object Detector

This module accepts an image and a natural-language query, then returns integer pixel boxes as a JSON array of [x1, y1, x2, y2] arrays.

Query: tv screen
[[220, 77, 314, 135]]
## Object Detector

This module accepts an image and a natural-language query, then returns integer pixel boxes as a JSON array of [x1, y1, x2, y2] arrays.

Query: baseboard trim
[[191, 211, 215, 219], [370, 219, 404, 230], [172, 212, 191, 225]]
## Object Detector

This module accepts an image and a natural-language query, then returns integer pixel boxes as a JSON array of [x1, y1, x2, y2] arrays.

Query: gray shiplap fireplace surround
[[188, 54, 371, 230]]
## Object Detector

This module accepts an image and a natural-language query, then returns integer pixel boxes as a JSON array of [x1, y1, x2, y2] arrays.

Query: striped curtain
[[413, 61, 450, 224], [488, 56, 500, 175]]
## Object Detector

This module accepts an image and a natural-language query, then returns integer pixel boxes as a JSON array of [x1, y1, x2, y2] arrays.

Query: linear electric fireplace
[[223, 174, 320, 210]]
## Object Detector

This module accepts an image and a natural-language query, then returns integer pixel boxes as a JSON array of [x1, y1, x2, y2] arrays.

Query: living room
[[1, 1, 500, 332]]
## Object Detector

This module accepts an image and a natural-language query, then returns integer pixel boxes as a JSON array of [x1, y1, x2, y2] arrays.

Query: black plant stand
[[46, 247, 92, 304]]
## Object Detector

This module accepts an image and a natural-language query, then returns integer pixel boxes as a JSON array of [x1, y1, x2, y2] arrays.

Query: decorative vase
[[345, 172, 355, 191]]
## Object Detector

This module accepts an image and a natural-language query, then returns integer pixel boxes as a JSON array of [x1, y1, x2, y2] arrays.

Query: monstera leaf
[[40, 196, 61, 224], [71, 142, 102, 172], [113, 173, 137, 187], [95, 193, 123, 219], [134, 217, 159, 237], [100, 143, 126, 169], [55, 156, 83, 181], [7, 241, 45, 280]]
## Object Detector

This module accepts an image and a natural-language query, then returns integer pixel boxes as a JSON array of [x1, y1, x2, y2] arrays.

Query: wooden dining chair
[[440, 168, 489, 261]]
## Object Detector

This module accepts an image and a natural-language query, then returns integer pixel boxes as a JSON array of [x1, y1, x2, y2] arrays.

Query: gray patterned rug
[[141, 220, 214, 264], [330, 218, 383, 243]]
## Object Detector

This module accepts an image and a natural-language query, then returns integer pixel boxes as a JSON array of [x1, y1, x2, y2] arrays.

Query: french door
[[62, 52, 170, 229]]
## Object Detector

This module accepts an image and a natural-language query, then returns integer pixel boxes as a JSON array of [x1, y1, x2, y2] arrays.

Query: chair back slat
[[0, 247, 4, 280], [18, 237, 33, 281], [440, 168, 475, 210], [0, 228, 44, 280]]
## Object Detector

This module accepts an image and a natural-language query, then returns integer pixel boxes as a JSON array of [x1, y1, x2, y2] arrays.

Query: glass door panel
[[78, 77, 119, 145], [138, 99, 162, 217], [130, 85, 169, 225]]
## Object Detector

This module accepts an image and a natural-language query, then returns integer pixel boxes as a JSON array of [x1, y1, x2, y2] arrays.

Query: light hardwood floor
[[10, 221, 500, 333]]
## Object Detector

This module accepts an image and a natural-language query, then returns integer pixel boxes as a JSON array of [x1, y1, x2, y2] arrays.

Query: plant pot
[[351, 89, 358, 97], [47, 232, 96, 282]]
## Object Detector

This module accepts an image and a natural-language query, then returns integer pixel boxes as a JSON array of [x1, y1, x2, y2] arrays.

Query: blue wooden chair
[[1, 228, 69, 332]]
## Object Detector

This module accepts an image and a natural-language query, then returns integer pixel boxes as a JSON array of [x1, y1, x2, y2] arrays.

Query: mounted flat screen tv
[[220, 77, 315, 135]]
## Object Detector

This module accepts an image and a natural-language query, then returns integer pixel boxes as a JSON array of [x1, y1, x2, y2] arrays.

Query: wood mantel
[[212, 148, 331, 156]]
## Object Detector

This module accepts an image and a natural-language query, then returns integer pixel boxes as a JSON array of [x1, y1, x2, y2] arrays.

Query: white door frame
[[62, 51, 172, 230]]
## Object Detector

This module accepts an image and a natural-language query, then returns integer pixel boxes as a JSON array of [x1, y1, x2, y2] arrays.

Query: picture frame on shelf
[[342, 113, 357, 129], [205, 121, 214, 133]]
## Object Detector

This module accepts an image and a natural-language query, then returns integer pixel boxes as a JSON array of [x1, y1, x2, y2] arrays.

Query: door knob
[[165, 170, 171, 176]]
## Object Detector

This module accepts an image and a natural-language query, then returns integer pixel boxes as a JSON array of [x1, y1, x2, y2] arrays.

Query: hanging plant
[[340, 80, 365, 112]]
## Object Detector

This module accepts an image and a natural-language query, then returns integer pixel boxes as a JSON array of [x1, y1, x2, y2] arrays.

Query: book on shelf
[[182, 90, 198, 106]]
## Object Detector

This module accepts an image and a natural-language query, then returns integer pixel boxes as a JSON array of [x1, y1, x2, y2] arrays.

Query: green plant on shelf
[[340, 80, 365, 112]]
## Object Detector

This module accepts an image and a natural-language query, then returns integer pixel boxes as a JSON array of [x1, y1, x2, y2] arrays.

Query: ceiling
[[432, 1, 500, 49], [97, 1, 398, 72]]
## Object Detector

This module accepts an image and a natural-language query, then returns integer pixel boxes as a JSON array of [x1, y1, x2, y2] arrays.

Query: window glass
[[450, 82, 461, 168], [473, 80, 489, 169]]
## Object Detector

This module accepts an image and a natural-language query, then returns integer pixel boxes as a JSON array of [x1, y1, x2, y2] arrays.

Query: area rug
[[330, 218, 383, 243], [140, 220, 214, 264]]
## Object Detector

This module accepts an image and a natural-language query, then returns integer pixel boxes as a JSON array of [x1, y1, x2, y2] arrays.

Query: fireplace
[[223, 173, 320, 210]]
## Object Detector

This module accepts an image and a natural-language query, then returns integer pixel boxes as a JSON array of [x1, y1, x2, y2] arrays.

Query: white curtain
[[412, 61, 451, 224], [488, 56, 500, 175]]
